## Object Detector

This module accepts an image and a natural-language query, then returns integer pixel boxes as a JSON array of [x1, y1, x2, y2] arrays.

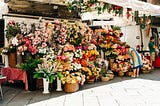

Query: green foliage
[[66, 1, 123, 15], [34, 71, 63, 83], [20, 57, 42, 73], [103, 3, 111, 12], [100, 68, 107, 77], [134, 11, 139, 24], [6, 23, 21, 40], [112, 26, 121, 31]]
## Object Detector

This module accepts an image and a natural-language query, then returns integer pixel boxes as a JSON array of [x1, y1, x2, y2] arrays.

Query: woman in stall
[[125, 45, 143, 77]]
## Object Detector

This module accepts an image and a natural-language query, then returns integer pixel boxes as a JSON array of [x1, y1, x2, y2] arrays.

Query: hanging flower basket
[[64, 83, 79, 93]]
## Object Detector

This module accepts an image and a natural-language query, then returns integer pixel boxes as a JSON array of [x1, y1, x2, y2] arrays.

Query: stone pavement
[[1, 69, 160, 106]]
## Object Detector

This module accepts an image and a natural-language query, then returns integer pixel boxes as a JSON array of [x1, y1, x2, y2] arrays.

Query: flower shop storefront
[[0, 13, 152, 93]]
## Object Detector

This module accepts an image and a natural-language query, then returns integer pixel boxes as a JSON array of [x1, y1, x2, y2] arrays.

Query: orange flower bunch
[[55, 60, 72, 72], [82, 66, 99, 80], [83, 50, 99, 60]]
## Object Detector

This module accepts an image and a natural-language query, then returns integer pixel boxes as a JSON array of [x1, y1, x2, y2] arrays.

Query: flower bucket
[[56, 78, 62, 91], [43, 78, 49, 94], [27, 72, 37, 91], [64, 83, 79, 93], [9, 52, 17, 68]]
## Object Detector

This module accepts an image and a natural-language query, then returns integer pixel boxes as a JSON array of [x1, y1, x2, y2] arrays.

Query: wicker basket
[[101, 76, 110, 82], [64, 83, 79, 93], [106, 74, 114, 80], [118, 71, 124, 77], [86, 78, 95, 84], [126, 71, 133, 76], [142, 70, 150, 74]]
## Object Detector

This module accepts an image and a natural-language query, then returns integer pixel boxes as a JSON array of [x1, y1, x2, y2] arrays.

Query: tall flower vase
[[56, 78, 62, 91], [43, 78, 49, 94], [9, 52, 17, 68]]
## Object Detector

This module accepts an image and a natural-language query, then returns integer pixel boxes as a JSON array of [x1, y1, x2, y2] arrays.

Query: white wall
[[121, 25, 151, 51], [121, 25, 141, 49]]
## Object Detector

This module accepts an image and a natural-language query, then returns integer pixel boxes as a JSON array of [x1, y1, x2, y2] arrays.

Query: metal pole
[[140, 27, 143, 51]]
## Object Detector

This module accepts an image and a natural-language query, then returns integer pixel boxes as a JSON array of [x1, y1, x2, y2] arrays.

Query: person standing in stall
[[125, 45, 143, 77], [148, 36, 156, 69]]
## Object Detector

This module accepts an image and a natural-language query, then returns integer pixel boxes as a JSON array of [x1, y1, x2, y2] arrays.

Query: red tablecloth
[[2, 67, 28, 91]]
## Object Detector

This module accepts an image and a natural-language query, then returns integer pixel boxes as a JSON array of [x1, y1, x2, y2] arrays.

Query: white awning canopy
[[99, 0, 160, 15], [0, 1, 8, 18], [28, 0, 160, 15]]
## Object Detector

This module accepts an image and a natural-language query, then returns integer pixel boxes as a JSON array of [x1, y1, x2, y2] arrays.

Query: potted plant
[[96, 58, 110, 82], [20, 57, 42, 91], [61, 70, 85, 93], [57, 59, 85, 93], [33, 57, 63, 93]]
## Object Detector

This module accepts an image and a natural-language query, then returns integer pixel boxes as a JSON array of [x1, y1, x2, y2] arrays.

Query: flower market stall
[[1, 17, 152, 92], [1, 0, 157, 93]]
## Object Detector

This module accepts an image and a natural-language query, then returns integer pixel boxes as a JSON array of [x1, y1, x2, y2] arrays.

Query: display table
[[2, 67, 28, 91]]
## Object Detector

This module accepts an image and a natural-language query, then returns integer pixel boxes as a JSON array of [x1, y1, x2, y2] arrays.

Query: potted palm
[[20, 57, 42, 91]]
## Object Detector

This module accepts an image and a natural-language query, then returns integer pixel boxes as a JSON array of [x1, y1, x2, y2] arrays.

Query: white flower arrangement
[[38, 47, 47, 54], [64, 52, 74, 62], [71, 62, 82, 71], [11, 37, 19, 46], [74, 49, 83, 58]]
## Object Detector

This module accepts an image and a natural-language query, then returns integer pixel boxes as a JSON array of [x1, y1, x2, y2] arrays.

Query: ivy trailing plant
[[64, 0, 123, 16]]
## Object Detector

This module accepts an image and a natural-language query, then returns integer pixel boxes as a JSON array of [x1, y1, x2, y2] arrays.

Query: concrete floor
[[0, 69, 160, 106]]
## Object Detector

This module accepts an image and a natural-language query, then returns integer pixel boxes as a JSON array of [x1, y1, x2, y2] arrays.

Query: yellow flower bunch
[[90, 49, 99, 56], [61, 71, 85, 84], [82, 67, 99, 80]]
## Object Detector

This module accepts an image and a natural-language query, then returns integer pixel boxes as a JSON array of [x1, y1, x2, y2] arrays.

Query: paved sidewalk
[[1, 69, 160, 106]]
